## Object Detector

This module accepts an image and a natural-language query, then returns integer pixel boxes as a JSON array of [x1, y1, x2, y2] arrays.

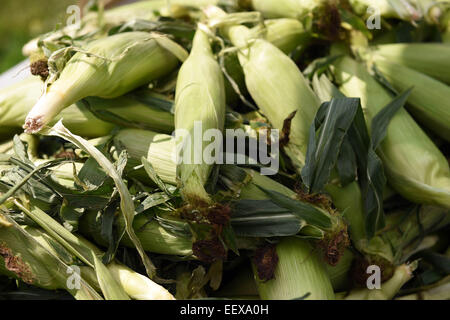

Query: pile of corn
[[0, 0, 449, 300]]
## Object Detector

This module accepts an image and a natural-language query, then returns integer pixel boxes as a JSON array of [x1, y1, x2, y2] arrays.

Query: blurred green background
[[0, 0, 77, 73]]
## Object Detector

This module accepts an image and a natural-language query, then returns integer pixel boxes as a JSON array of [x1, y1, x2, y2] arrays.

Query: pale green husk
[[79, 210, 193, 257], [0, 76, 174, 140], [332, 56, 450, 209], [174, 28, 226, 204], [254, 237, 335, 300], [367, 57, 450, 142], [25, 32, 184, 133], [366, 43, 450, 84], [0, 77, 114, 139]]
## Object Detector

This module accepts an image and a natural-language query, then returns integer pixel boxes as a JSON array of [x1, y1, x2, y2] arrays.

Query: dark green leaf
[[301, 98, 360, 193], [336, 135, 357, 185], [371, 88, 412, 150], [257, 188, 332, 229], [141, 157, 172, 196]]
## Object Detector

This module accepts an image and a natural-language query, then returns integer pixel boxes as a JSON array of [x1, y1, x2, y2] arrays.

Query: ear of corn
[[365, 43, 450, 84], [332, 56, 450, 209], [0, 216, 103, 299], [0, 77, 114, 139], [221, 23, 320, 170], [254, 18, 311, 54], [0, 76, 175, 139], [114, 129, 178, 186], [24, 32, 186, 133], [174, 28, 226, 204], [207, 8, 367, 244], [78, 210, 193, 257], [253, 237, 335, 300], [366, 57, 450, 142]]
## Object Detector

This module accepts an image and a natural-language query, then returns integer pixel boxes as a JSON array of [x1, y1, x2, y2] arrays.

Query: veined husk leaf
[[0, 77, 114, 139], [363, 43, 450, 84], [254, 237, 335, 300], [0, 214, 103, 300], [363, 56, 450, 142], [79, 210, 193, 256], [222, 24, 320, 169], [25, 32, 186, 133], [331, 56, 450, 209], [5, 199, 174, 300], [258, 18, 311, 54], [0, 77, 175, 139], [114, 129, 177, 185], [44, 121, 156, 279], [174, 28, 226, 204]]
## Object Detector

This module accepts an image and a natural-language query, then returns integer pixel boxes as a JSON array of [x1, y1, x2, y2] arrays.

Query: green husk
[[224, 18, 311, 106], [360, 54, 450, 142], [331, 56, 450, 209], [0, 199, 175, 300], [0, 216, 102, 300], [255, 18, 311, 54], [174, 28, 226, 204], [22, 0, 170, 56], [221, 24, 320, 169], [114, 129, 177, 186], [0, 77, 114, 139], [0, 77, 175, 139], [79, 210, 193, 257], [365, 43, 450, 84], [24, 32, 185, 133], [325, 249, 354, 291], [253, 237, 335, 300], [207, 7, 366, 246]]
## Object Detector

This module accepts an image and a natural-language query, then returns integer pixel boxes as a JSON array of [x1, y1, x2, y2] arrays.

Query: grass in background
[[0, 0, 76, 73]]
